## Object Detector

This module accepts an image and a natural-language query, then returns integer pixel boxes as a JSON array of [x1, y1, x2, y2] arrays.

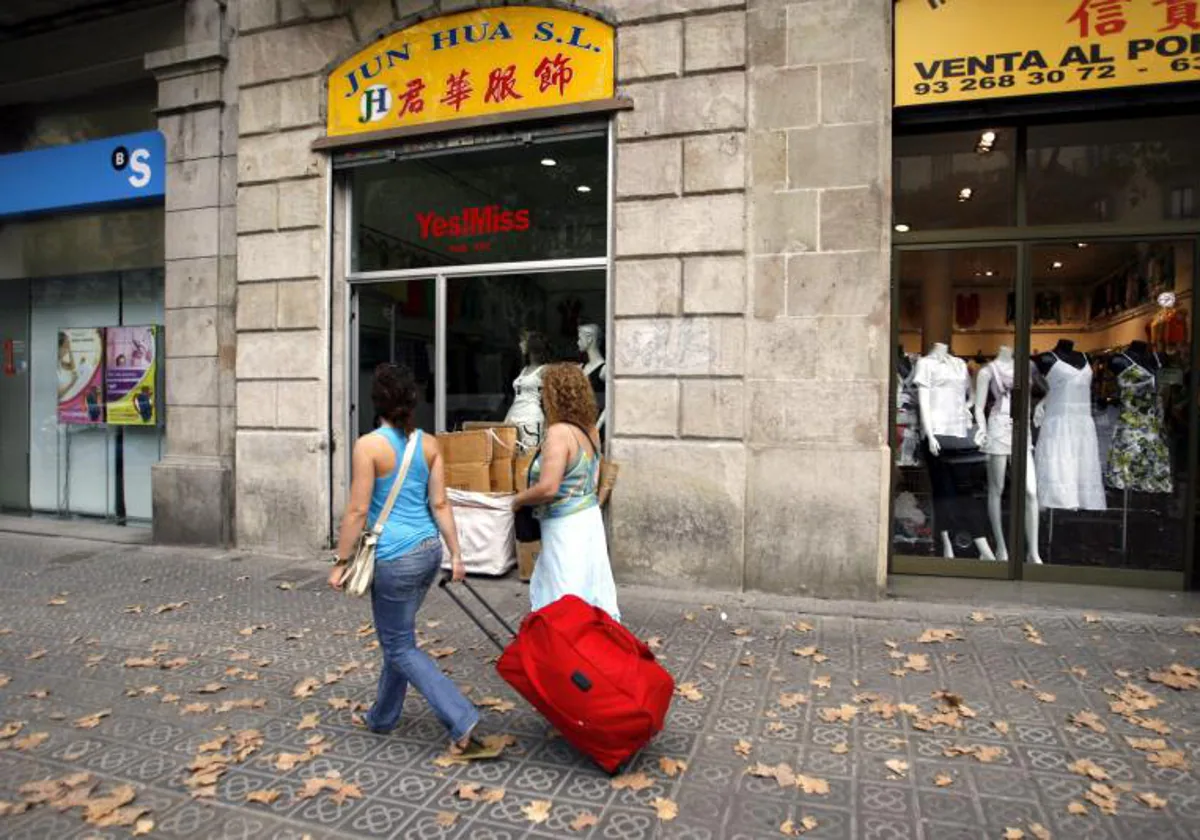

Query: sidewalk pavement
[[0, 532, 1198, 840]]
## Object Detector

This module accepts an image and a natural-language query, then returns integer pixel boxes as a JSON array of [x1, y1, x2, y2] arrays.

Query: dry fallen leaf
[[793, 620, 814, 633], [292, 677, 322, 699], [903, 653, 931, 673], [180, 703, 210, 716], [611, 771, 654, 791], [917, 628, 963, 644], [195, 682, 226, 694], [428, 647, 457, 659], [778, 692, 808, 709], [152, 601, 188, 615], [47, 597, 67, 606], [1067, 801, 1088, 816], [246, 789, 281, 805], [132, 817, 154, 836], [780, 816, 819, 836], [734, 739, 752, 757], [521, 799, 551, 824], [652, 797, 678, 821], [1023, 624, 1046, 645], [885, 759, 909, 778], [969, 612, 994, 623], [1069, 711, 1107, 734], [1068, 758, 1110, 781], [1148, 749, 1190, 770], [73, 710, 111, 730], [570, 811, 599, 831], [831, 743, 850, 755], [1085, 782, 1119, 816], [434, 811, 458, 828], [1004, 830, 1025, 840], [297, 713, 320, 731], [1029, 823, 1051, 840], [994, 721, 1011, 735], [1034, 692, 1056, 704], [1137, 791, 1168, 809], [796, 774, 830, 795], [659, 757, 688, 777], [1127, 737, 1168, 752], [13, 732, 49, 751], [330, 782, 363, 806], [1083, 613, 1102, 624], [811, 675, 832, 689], [818, 704, 858, 724], [476, 696, 516, 714], [1148, 663, 1200, 691], [676, 682, 703, 702], [934, 773, 954, 787], [26, 649, 46, 661]]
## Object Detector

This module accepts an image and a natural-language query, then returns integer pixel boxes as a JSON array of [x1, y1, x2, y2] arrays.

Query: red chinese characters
[[398, 78, 426, 118], [485, 65, 523, 103], [534, 53, 575, 96], [441, 69, 473, 112], [1067, 0, 1131, 37], [1155, 0, 1200, 31]]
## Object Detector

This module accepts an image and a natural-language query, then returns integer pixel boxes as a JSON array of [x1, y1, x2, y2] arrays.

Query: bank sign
[[0, 131, 165, 218], [896, 0, 1200, 107], [325, 7, 613, 138]]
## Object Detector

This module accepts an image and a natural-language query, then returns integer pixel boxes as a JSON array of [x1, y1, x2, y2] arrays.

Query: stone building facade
[[2, 0, 892, 599]]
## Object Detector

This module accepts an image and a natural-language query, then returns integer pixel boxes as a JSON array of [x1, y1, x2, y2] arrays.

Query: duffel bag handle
[[591, 610, 654, 660]]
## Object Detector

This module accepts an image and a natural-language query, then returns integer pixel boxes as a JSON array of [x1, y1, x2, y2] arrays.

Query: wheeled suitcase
[[438, 575, 675, 773]]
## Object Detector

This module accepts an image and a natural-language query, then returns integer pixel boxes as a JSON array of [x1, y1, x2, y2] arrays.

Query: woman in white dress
[[510, 364, 619, 621], [504, 331, 550, 452]]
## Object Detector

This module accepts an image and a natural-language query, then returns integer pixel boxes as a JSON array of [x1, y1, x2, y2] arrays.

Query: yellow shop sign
[[896, 0, 1200, 107], [325, 7, 614, 138]]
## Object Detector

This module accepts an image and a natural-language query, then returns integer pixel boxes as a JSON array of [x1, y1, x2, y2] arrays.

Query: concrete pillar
[[921, 251, 954, 351], [145, 0, 236, 545]]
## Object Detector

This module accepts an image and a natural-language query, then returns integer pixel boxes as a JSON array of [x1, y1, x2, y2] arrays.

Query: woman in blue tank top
[[329, 363, 489, 757]]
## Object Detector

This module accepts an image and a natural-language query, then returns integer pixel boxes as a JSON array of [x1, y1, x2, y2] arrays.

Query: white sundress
[[1034, 353, 1106, 511]]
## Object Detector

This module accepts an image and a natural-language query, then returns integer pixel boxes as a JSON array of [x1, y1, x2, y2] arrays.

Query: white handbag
[[341, 432, 419, 597]]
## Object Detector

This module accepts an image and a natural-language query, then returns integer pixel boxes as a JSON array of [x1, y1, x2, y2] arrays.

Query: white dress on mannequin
[[1034, 353, 1106, 511], [504, 365, 546, 451]]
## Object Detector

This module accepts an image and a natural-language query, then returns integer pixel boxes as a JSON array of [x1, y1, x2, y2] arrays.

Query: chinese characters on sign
[[326, 8, 614, 137], [897, 0, 1200, 106]]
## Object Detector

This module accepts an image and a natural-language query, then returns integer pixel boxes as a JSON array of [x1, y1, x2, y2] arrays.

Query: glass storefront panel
[[1027, 117, 1200, 227], [354, 280, 436, 438], [445, 270, 605, 445], [894, 247, 1017, 562], [894, 128, 1016, 232], [351, 134, 607, 273], [1027, 241, 1192, 570]]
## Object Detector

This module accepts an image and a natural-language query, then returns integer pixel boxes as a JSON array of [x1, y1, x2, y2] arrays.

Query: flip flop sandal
[[449, 737, 504, 761]]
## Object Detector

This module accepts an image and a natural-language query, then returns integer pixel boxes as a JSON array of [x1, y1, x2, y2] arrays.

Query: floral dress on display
[[1104, 355, 1172, 494]]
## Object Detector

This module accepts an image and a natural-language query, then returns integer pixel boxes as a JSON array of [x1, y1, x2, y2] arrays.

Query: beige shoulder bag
[[341, 430, 419, 597]]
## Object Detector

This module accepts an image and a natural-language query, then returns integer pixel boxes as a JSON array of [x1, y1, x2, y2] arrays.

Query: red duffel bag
[[440, 577, 675, 773]]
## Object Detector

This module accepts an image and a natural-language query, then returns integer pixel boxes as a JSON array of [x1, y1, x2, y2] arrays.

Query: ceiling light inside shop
[[540, 158, 557, 166], [894, 223, 910, 233], [576, 185, 592, 193], [985, 270, 995, 277], [1076, 242, 1089, 249], [976, 130, 997, 154], [957, 187, 973, 202], [1051, 261, 1064, 270]]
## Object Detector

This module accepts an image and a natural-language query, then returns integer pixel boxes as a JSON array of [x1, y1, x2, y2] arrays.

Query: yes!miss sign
[[325, 7, 614, 138]]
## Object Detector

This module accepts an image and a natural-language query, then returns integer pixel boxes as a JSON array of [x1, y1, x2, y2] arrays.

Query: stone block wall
[[224, 0, 893, 595]]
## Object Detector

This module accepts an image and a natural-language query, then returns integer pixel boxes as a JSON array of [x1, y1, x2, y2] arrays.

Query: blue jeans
[[365, 539, 479, 741]]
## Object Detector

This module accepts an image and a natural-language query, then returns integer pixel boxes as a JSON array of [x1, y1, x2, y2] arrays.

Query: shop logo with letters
[[417, 206, 531, 239]]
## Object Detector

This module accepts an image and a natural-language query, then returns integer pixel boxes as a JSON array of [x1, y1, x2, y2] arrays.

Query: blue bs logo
[[110, 144, 153, 189], [359, 84, 391, 123]]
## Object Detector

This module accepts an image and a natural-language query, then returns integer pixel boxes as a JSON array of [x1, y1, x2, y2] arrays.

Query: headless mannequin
[[973, 346, 1044, 564], [505, 333, 548, 450], [1109, 340, 1160, 377], [578, 324, 607, 433], [1036, 338, 1086, 376], [916, 343, 996, 560]]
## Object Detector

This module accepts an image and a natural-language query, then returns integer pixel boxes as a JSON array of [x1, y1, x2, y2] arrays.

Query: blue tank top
[[368, 427, 439, 561]]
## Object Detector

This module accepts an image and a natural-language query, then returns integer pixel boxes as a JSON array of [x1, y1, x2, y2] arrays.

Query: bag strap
[[371, 429, 419, 536]]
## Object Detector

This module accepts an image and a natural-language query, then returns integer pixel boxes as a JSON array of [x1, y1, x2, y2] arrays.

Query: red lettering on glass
[[416, 206, 532, 239], [534, 53, 575, 95], [1067, 0, 1131, 37], [485, 65, 523, 103], [1155, 0, 1200, 30], [399, 78, 426, 117], [440, 69, 473, 111]]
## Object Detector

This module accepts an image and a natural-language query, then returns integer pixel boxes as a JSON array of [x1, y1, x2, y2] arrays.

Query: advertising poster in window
[[56, 327, 105, 425], [105, 325, 158, 426]]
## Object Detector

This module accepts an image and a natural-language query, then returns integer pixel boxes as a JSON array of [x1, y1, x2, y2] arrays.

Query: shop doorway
[[891, 118, 1200, 588]]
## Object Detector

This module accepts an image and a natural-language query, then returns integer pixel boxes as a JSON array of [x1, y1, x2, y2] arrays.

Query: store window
[[894, 129, 1016, 232], [348, 132, 610, 449], [351, 134, 607, 273]]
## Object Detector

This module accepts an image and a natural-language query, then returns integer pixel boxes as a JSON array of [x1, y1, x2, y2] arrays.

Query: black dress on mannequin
[[1109, 340, 1160, 377]]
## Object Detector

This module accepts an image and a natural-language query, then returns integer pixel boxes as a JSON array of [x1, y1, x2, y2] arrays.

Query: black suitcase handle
[[438, 572, 518, 653]]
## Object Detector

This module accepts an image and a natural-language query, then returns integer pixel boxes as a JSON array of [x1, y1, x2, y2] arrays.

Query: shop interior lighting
[[1076, 242, 1089, 249], [976, 130, 997, 154], [985, 270, 994, 277], [1051, 261, 1064, 270], [576, 185, 592, 193], [540, 158, 557, 166], [894, 223, 911, 233], [957, 187, 973, 202]]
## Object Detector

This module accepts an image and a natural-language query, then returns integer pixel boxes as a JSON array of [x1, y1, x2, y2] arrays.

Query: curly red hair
[[541, 363, 598, 429]]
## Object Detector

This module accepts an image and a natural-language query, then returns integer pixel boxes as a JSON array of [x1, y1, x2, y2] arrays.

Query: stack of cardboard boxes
[[440, 424, 539, 581]]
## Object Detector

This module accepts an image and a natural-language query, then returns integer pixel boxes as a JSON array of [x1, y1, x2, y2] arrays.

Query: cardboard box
[[514, 452, 535, 491], [462, 422, 519, 457], [489, 458, 514, 493], [517, 540, 540, 582], [439, 430, 492, 464], [445, 462, 491, 493]]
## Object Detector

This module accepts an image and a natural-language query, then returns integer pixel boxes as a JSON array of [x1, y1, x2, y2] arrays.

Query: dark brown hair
[[541, 363, 598, 429], [371, 362, 419, 431]]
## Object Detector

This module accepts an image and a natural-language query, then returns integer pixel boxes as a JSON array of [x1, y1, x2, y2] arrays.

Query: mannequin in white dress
[[972, 346, 1044, 564], [504, 331, 550, 451], [914, 343, 996, 560], [578, 324, 607, 434]]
